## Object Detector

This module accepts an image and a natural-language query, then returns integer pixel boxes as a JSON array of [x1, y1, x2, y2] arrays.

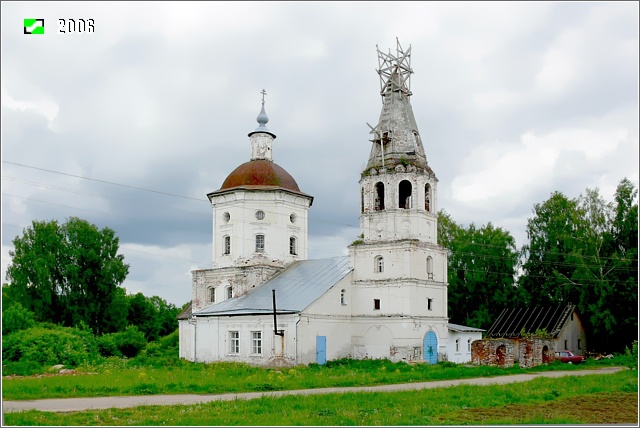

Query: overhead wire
[[2, 161, 637, 273]]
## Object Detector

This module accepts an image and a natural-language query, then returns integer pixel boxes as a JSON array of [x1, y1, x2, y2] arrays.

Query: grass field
[[2, 355, 631, 401], [4, 370, 637, 425]]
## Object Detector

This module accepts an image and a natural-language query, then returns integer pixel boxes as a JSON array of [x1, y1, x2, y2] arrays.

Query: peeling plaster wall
[[360, 169, 439, 243], [471, 339, 515, 367], [472, 338, 557, 368], [350, 318, 449, 363], [191, 265, 283, 312], [518, 338, 556, 368]]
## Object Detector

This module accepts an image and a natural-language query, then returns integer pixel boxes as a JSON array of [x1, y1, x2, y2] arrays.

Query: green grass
[[2, 355, 628, 401], [4, 370, 637, 426]]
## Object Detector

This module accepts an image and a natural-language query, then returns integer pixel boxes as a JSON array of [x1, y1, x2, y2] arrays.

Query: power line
[[3, 161, 207, 202]]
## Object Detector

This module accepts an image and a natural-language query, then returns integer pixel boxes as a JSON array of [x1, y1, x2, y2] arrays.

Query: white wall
[[186, 314, 299, 365], [211, 189, 311, 268], [447, 331, 483, 363]]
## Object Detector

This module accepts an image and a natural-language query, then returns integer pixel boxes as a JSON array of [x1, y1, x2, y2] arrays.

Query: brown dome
[[219, 159, 301, 192]]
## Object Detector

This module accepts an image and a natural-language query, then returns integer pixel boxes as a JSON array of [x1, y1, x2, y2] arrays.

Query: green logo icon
[[24, 18, 44, 34]]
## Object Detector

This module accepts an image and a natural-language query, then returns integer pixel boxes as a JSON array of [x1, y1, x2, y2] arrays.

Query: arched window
[[425, 183, 431, 212], [427, 256, 434, 280], [209, 287, 215, 303], [375, 256, 384, 273], [467, 338, 472, 352], [226, 286, 233, 299], [455, 338, 460, 352], [223, 235, 231, 255], [361, 187, 365, 213], [289, 237, 297, 255], [399, 180, 412, 209], [255, 234, 265, 253], [375, 182, 385, 210], [340, 289, 347, 306]]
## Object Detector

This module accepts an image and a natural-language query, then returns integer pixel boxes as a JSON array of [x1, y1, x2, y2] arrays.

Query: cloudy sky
[[2, 2, 638, 307]]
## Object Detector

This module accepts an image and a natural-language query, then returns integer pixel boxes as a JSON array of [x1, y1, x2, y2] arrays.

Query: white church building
[[178, 41, 483, 366]]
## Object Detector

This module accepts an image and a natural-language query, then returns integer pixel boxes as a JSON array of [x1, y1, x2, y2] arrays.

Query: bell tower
[[349, 40, 448, 321]]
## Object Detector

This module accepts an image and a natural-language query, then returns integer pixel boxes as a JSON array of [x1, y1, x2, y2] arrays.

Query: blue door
[[423, 331, 438, 364], [316, 336, 326, 365]]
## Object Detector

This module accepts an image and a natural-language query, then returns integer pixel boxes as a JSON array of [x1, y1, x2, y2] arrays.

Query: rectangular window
[[256, 234, 265, 252], [230, 331, 239, 354], [374, 299, 380, 310], [578, 339, 581, 350], [564, 340, 567, 349], [209, 288, 215, 303], [252, 331, 262, 354], [427, 298, 433, 311], [224, 236, 231, 255]]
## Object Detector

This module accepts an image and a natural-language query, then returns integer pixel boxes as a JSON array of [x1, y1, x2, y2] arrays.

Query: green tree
[[519, 179, 638, 352], [126, 292, 160, 341], [1, 302, 36, 336], [438, 210, 523, 329], [519, 192, 583, 305], [149, 295, 180, 337], [6, 217, 129, 334]]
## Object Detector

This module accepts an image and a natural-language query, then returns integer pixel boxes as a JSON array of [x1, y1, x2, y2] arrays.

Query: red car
[[555, 350, 586, 364]]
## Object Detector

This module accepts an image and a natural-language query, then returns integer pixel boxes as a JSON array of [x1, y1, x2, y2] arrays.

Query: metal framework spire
[[376, 38, 413, 97]]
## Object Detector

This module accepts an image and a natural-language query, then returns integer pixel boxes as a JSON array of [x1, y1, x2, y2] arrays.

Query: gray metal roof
[[194, 256, 352, 317], [447, 323, 485, 333]]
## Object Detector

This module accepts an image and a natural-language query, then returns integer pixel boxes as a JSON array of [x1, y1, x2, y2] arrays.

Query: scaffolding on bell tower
[[376, 38, 413, 98]]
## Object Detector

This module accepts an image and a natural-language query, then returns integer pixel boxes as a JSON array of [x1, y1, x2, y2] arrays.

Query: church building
[[178, 41, 483, 366]]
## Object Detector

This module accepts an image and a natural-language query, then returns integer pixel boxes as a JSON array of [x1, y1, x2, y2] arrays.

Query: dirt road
[[2, 366, 625, 414]]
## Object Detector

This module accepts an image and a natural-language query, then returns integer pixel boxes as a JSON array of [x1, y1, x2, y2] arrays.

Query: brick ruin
[[471, 338, 556, 368]]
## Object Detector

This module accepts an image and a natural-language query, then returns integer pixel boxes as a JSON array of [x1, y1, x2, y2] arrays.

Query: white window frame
[[467, 338, 472, 352], [209, 287, 215, 303], [455, 338, 460, 352], [226, 286, 233, 299], [427, 298, 433, 311], [340, 289, 347, 306], [375, 256, 384, 273], [229, 331, 239, 354], [256, 234, 265, 253], [252, 331, 262, 355]]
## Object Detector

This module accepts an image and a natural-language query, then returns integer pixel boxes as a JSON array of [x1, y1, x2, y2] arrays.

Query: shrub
[[1, 324, 98, 370], [1, 302, 36, 335], [114, 325, 147, 358], [97, 333, 122, 357], [623, 340, 638, 369]]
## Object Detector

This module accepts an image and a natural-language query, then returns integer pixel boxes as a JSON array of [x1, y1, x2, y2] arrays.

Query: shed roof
[[194, 256, 352, 317], [447, 323, 485, 333], [484, 305, 576, 338]]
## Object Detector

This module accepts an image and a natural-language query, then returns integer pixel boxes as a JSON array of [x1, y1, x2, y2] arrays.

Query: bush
[[97, 333, 122, 357], [1, 302, 36, 336], [113, 325, 147, 358], [1, 324, 98, 370], [623, 340, 638, 369]]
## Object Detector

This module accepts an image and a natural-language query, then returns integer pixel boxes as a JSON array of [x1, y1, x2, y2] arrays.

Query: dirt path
[[1, 367, 625, 414]]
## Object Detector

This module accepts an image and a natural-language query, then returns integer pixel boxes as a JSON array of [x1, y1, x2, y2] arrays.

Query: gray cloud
[[2, 2, 638, 306]]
